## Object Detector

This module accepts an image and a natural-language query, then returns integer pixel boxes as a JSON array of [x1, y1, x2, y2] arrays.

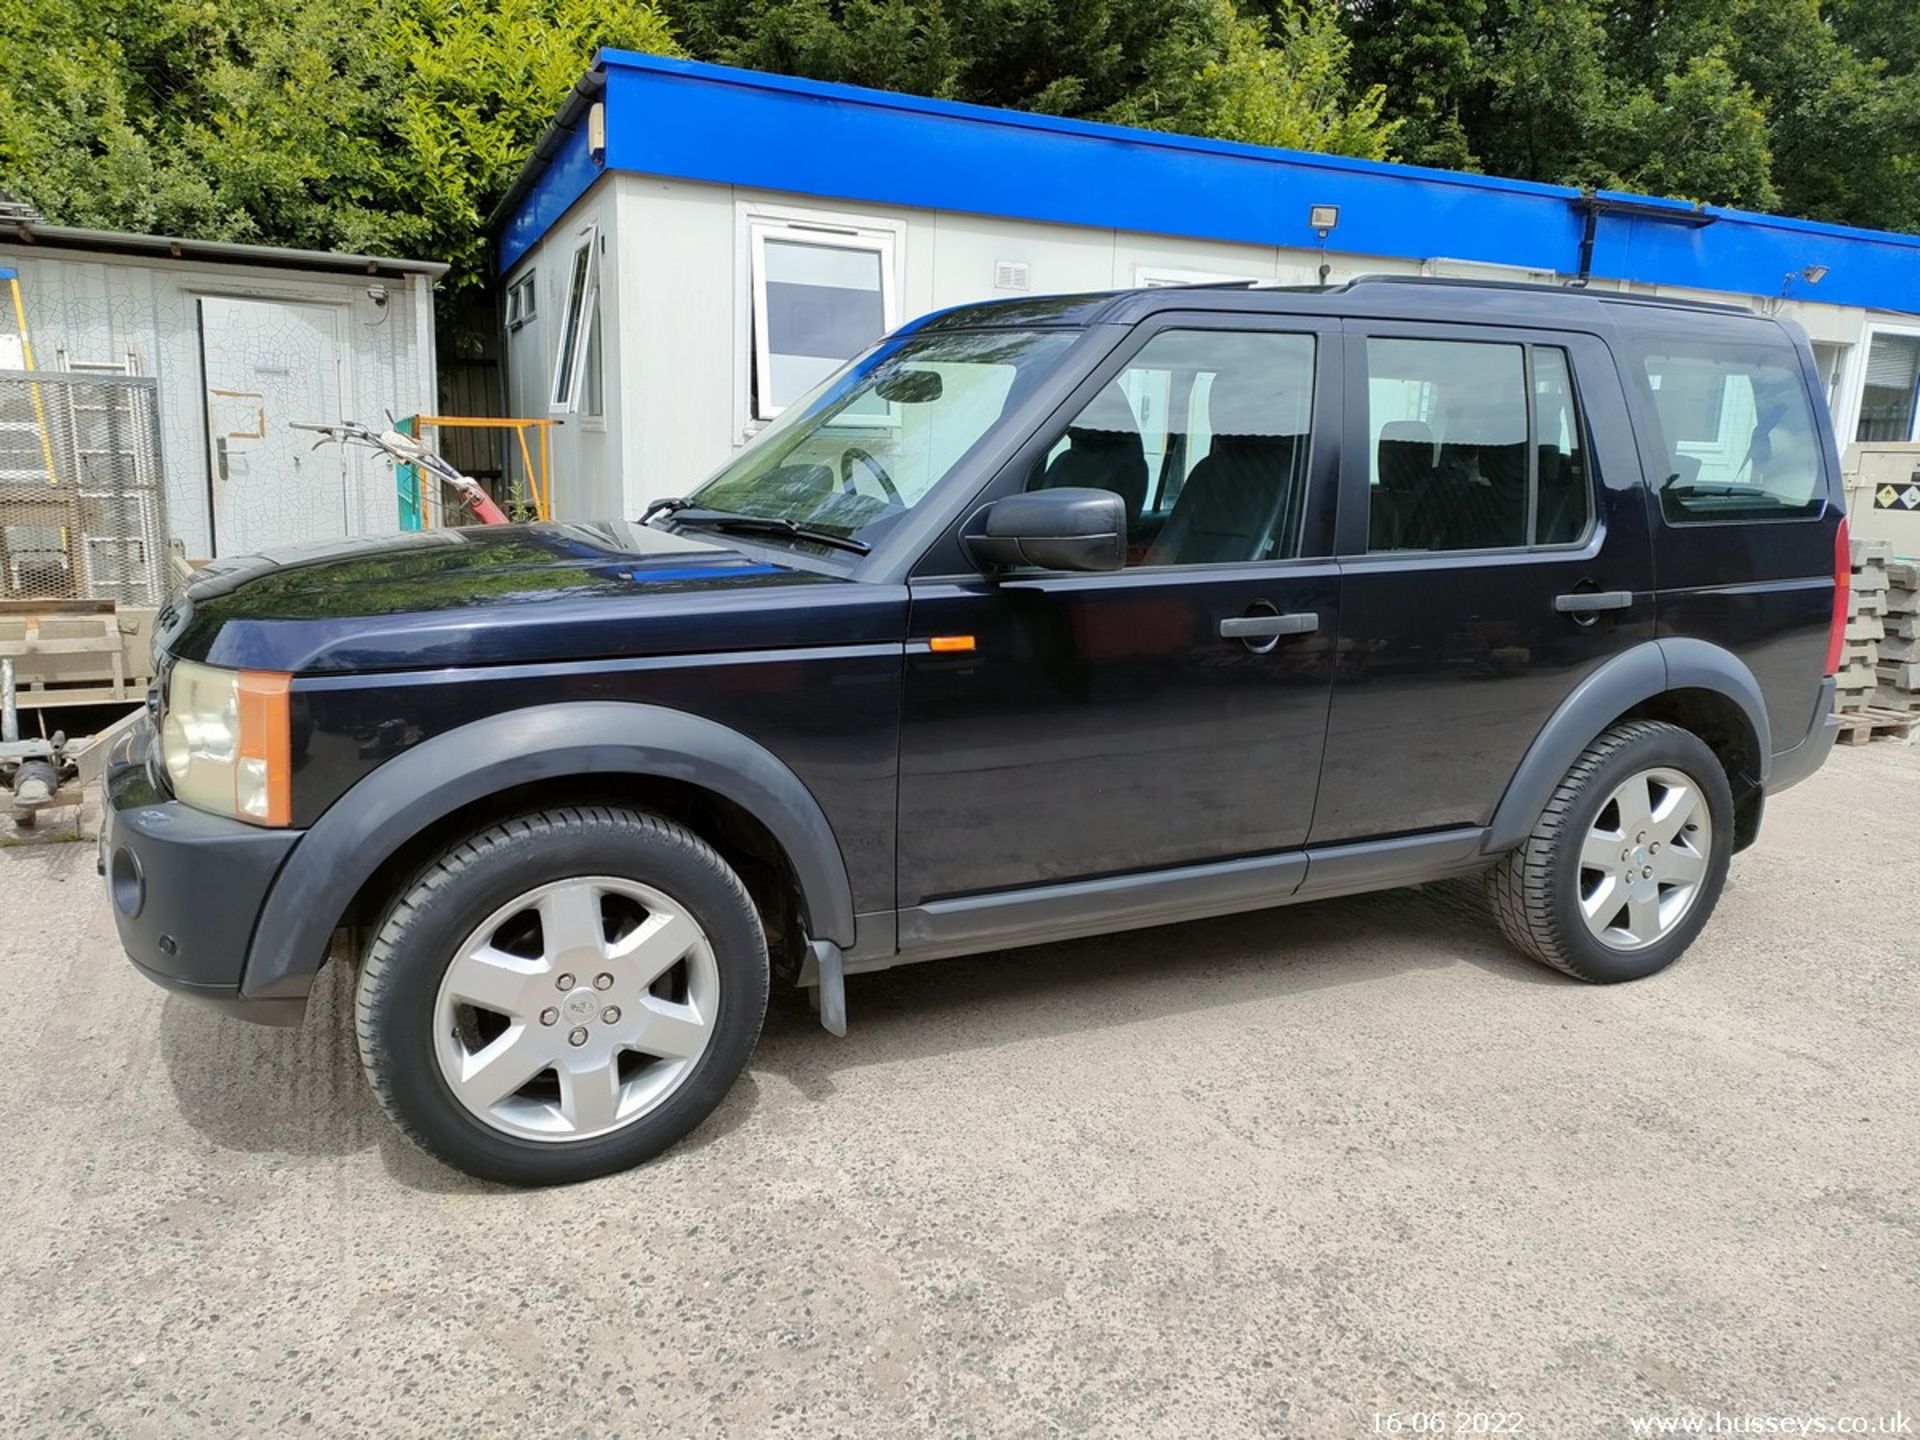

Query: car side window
[[1533, 348, 1593, 544], [1630, 340, 1824, 523], [1029, 329, 1316, 566], [1366, 337, 1593, 553]]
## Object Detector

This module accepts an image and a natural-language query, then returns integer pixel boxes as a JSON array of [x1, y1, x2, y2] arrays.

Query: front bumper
[[100, 719, 306, 1025]]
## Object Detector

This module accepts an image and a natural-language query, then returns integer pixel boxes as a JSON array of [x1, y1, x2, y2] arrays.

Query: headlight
[[160, 660, 293, 826]]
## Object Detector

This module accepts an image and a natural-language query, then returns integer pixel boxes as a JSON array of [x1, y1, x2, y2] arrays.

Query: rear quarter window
[[1629, 337, 1826, 523]]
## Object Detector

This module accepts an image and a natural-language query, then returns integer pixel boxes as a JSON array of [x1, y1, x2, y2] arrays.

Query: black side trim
[[1483, 639, 1773, 854], [1485, 644, 1665, 854], [1765, 676, 1838, 795], [1658, 636, 1775, 768], [885, 827, 1490, 970], [242, 702, 859, 1003], [1297, 826, 1487, 900], [897, 850, 1310, 963]]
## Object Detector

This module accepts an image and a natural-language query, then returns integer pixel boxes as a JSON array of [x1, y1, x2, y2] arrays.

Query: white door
[[199, 296, 349, 557]]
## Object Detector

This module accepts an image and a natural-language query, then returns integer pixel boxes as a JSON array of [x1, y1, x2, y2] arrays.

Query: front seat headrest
[[1208, 367, 1299, 440], [1068, 383, 1141, 440]]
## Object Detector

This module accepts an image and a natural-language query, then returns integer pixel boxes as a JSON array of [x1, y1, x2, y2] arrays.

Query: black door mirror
[[964, 487, 1126, 574]]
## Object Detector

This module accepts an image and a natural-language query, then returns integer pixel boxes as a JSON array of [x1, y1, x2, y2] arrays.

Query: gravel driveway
[[1, 742, 1914, 1437]]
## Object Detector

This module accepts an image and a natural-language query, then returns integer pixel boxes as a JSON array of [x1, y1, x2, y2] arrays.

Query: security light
[[1309, 205, 1340, 284], [1779, 263, 1830, 298]]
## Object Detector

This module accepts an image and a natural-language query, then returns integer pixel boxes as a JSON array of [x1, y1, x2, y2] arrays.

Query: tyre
[[1488, 720, 1733, 983], [355, 805, 769, 1185]]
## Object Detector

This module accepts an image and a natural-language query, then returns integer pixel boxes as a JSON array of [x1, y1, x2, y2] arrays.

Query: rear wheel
[[1488, 720, 1733, 983], [355, 806, 768, 1185]]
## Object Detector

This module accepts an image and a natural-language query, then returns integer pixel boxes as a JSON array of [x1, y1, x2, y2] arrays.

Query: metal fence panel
[[0, 369, 169, 606]]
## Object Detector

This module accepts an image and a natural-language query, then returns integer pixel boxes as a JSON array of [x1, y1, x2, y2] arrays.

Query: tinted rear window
[[1628, 338, 1826, 523]]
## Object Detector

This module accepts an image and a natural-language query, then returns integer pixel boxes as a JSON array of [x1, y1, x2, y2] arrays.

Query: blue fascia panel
[[1589, 203, 1920, 312], [498, 122, 604, 274], [499, 51, 1920, 314], [595, 56, 1585, 269]]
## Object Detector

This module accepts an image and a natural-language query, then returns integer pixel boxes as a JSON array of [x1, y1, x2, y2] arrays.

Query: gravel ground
[[0, 741, 1915, 1439]]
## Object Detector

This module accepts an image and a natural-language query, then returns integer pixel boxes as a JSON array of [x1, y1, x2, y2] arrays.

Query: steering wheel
[[839, 446, 902, 506]]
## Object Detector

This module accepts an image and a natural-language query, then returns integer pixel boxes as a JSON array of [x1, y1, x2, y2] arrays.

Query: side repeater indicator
[[927, 635, 977, 654]]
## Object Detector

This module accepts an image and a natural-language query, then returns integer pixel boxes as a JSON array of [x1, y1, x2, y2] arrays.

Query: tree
[[4, 0, 1918, 311], [0, 0, 683, 305], [1170, 2, 1397, 159], [1098, 0, 1397, 158], [666, 0, 960, 100], [1344, 0, 1486, 169], [1614, 51, 1777, 209], [1478, 0, 1620, 188], [666, 0, 1397, 155]]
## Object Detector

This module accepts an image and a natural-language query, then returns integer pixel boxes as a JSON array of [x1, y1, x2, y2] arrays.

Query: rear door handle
[[1219, 612, 1319, 640], [1554, 590, 1633, 615]]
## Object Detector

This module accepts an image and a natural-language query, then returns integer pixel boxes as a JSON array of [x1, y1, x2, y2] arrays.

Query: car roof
[[907, 274, 1769, 336]]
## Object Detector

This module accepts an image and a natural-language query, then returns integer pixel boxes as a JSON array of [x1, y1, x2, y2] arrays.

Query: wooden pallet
[[1835, 706, 1919, 746], [0, 608, 155, 706]]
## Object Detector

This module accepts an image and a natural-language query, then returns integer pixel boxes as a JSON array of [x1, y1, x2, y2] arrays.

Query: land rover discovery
[[102, 279, 1847, 1184]]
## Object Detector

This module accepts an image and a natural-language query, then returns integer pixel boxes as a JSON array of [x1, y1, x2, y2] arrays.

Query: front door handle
[[1219, 612, 1319, 640], [1554, 590, 1633, 616]]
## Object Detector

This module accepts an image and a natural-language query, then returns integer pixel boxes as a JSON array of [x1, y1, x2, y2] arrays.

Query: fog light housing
[[110, 845, 145, 918]]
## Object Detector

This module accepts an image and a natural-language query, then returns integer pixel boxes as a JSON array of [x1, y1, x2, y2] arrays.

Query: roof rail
[[1342, 274, 1574, 294], [1340, 272, 1752, 314], [1169, 279, 1335, 292]]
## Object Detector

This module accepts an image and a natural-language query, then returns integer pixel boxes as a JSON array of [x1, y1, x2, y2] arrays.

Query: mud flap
[[809, 938, 847, 1037]]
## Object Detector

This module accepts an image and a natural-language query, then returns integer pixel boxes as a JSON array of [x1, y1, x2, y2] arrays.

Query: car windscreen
[[687, 328, 1080, 548]]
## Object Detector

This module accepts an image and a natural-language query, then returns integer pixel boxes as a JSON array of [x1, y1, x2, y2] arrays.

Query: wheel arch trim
[[1483, 639, 1771, 855], [239, 701, 858, 1004]]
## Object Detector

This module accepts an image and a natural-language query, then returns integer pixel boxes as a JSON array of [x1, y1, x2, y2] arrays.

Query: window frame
[[908, 309, 1343, 581], [1838, 323, 1920, 445], [547, 225, 599, 416], [746, 217, 899, 424], [505, 272, 536, 332], [1625, 332, 1832, 528], [1342, 321, 1601, 559]]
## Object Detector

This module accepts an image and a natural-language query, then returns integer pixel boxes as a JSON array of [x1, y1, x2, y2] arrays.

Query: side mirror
[[964, 487, 1126, 574]]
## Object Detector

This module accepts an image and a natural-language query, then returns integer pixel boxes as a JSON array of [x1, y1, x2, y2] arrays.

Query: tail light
[[1825, 516, 1850, 677]]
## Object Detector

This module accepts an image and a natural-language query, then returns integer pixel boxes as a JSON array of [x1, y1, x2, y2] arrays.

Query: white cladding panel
[[498, 171, 1904, 522]]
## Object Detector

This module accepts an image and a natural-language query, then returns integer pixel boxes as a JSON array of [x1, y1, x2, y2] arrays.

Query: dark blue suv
[[102, 279, 1848, 1184]]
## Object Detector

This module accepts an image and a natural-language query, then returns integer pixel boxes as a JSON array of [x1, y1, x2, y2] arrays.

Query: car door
[[895, 315, 1342, 909], [1310, 320, 1657, 844]]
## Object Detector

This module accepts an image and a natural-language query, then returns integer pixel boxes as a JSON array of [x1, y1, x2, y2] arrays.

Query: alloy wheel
[[1576, 766, 1714, 952], [432, 875, 719, 1143]]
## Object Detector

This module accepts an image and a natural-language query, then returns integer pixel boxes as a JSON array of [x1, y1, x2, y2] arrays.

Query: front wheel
[[355, 806, 769, 1185], [1488, 720, 1733, 983]]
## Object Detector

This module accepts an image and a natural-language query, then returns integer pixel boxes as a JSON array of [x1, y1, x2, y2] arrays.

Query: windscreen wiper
[[1661, 484, 1770, 499], [667, 508, 871, 555], [639, 495, 693, 524]]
